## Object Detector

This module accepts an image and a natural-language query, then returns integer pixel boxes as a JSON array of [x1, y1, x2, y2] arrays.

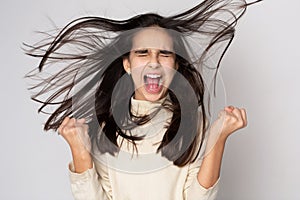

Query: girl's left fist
[[218, 106, 247, 139]]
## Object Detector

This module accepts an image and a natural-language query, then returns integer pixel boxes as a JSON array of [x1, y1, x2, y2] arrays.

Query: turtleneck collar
[[130, 95, 168, 116]]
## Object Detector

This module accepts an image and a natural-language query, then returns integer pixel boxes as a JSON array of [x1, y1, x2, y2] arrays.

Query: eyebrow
[[133, 49, 148, 54], [159, 50, 174, 54], [133, 49, 174, 54]]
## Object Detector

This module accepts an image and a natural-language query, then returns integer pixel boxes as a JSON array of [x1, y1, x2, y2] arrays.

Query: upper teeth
[[146, 74, 161, 78]]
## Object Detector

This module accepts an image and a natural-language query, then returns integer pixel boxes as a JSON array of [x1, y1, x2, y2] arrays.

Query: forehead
[[131, 27, 174, 51]]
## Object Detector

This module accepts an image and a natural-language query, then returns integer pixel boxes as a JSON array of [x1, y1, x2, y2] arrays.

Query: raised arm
[[58, 117, 112, 200], [197, 106, 247, 188], [58, 117, 93, 173]]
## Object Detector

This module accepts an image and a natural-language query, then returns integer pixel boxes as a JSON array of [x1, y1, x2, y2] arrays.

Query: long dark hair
[[25, 0, 261, 166]]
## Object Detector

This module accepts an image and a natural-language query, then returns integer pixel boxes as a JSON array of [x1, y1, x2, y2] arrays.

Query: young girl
[[25, 0, 259, 199]]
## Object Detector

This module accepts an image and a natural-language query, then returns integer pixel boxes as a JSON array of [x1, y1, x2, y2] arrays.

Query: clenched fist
[[205, 106, 248, 155], [58, 117, 91, 154], [219, 106, 247, 139], [58, 117, 93, 173]]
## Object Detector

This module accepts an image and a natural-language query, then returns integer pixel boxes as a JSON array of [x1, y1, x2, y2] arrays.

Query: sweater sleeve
[[183, 158, 220, 200], [68, 161, 112, 200]]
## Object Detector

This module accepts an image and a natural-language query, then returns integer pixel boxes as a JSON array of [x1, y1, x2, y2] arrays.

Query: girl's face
[[123, 27, 177, 102]]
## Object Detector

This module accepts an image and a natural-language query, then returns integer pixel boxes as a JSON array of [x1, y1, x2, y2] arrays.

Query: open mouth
[[143, 74, 163, 94]]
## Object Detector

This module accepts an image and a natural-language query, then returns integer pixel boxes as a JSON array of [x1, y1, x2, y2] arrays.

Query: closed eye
[[159, 50, 174, 57], [134, 49, 148, 56]]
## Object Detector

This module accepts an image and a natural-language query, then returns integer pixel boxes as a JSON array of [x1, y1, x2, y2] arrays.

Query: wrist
[[211, 135, 227, 152], [218, 134, 228, 144], [218, 130, 232, 144], [70, 146, 91, 159], [71, 149, 93, 173]]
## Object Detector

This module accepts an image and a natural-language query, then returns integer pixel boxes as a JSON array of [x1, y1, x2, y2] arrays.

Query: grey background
[[0, 0, 299, 199]]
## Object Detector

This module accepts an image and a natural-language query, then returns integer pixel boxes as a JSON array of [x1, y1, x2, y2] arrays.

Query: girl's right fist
[[58, 117, 91, 153]]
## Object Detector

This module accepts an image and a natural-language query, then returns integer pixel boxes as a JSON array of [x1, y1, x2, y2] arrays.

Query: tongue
[[145, 77, 161, 93]]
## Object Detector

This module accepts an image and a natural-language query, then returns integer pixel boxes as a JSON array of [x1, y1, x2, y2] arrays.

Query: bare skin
[[58, 117, 92, 173], [58, 105, 247, 188], [58, 27, 248, 188], [197, 106, 247, 188]]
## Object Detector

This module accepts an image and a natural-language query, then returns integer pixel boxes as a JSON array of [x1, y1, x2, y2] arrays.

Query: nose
[[148, 50, 160, 68]]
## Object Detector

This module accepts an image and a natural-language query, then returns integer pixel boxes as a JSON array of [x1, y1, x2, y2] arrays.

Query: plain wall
[[0, 0, 299, 199]]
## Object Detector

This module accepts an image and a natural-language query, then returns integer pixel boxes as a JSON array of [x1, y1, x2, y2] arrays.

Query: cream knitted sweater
[[68, 97, 219, 200]]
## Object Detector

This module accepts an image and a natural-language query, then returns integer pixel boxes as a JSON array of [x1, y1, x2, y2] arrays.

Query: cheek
[[130, 68, 144, 87], [160, 58, 176, 69], [163, 67, 176, 82], [130, 57, 149, 68], [164, 60, 177, 75]]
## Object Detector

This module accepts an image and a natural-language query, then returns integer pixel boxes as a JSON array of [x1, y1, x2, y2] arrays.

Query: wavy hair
[[25, 0, 261, 166]]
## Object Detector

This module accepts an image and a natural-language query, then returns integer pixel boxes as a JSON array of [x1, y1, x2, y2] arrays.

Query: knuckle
[[62, 126, 77, 136], [236, 120, 244, 128], [61, 126, 68, 135], [229, 116, 238, 123], [243, 120, 248, 127]]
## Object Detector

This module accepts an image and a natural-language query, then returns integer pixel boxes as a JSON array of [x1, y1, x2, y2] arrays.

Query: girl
[[25, 0, 259, 199]]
